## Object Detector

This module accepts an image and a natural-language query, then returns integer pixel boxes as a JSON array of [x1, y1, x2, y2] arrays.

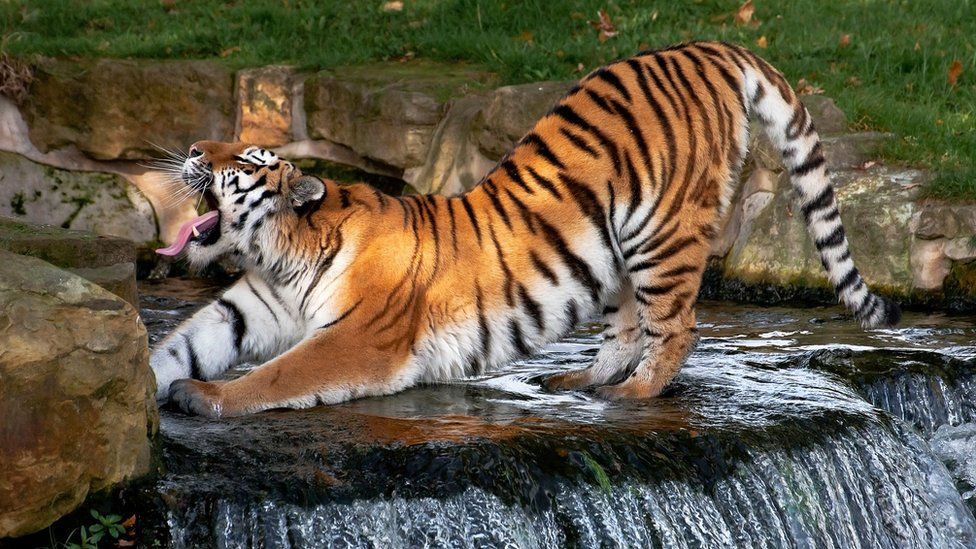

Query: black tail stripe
[[800, 185, 836, 219], [835, 268, 861, 295], [815, 225, 846, 250], [791, 152, 826, 177]]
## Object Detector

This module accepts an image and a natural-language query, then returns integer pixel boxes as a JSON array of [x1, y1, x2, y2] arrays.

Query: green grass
[[2, 0, 974, 197]]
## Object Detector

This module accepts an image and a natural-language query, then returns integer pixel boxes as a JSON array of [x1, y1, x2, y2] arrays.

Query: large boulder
[[304, 62, 496, 170], [0, 251, 156, 538], [0, 217, 138, 307], [722, 166, 922, 294], [0, 151, 157, 245], [23, 58, 234, 160]]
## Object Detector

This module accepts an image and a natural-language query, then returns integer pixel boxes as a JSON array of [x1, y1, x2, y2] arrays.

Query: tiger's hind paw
[[169, 378, 224, 418], [595, 379, 663, 401], [542, 369, 596, 392]]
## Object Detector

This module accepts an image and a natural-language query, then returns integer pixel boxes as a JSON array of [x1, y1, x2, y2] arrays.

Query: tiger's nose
[[188, 144, 204, 158]]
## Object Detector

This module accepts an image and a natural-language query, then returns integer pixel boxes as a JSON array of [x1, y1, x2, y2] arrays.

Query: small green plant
[[59, 510, 126, 549]]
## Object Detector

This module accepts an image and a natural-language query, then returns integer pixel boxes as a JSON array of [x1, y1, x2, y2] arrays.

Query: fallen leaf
[[846, 75, 862, 87], [395, 51, 415, 62], [219, 46, 240, 58], [859, 160, 877, 170], [838, 33, 850, 48], [518, 30, 534, 44], [756, 35, 767, 49], [575, 62, 586, 73], [122, 515, 136, 529], [117, 541, 136, 548], [588, 9, 617, 43], [914, 41, 921, 51], [735, 0, 754, 26], [948, 59, 963, 86], [795, 78, 825, 95], [382, 1, 403, 12], [651, 10, 658, 21]]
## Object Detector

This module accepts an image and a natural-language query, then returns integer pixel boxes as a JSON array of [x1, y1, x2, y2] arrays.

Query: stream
[[136, 278, 976, 548]]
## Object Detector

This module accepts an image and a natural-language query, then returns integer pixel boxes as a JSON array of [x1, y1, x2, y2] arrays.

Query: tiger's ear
[[288, 175, 325, 208]]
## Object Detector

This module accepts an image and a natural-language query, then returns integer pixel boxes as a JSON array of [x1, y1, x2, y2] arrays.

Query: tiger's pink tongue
[[155, 211, 220, 256]]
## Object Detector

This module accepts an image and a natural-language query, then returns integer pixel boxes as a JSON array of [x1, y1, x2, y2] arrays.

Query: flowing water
[[138, 279, 976, 548]]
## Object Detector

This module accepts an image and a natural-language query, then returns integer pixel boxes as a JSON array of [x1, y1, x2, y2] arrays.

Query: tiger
[[150, 41, 900, 417]]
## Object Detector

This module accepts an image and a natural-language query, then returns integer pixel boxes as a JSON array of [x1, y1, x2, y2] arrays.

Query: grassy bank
[[2, 0, 974, 197]]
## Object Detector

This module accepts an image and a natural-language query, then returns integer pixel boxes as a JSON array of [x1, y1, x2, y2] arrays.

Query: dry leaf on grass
[[838, 33, 850, 48], [795, 78, 825, 95], [382, 1, 404, 12], [948, 60, 963, 86], [756, 35, 768, 49], [219, 46, 240, 58], [588, 9, 618, 43], [735, 0, 754, 26]]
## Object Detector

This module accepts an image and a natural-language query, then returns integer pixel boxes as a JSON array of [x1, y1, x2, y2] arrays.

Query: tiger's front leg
[[150, 274, 302, 401], [168, 306, 414, 417]]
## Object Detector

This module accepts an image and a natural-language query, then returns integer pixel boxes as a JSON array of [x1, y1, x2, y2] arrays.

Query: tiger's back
[[154, 41, 899, 416]]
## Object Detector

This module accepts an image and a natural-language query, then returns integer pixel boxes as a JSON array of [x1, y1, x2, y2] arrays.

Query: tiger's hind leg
[[596, 231, 710, 400], [543, 279, 645, 392]]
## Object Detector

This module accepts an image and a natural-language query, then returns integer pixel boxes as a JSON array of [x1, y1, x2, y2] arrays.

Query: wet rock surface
[[0, 251, 156, 538], [134, 280, 976, 547]]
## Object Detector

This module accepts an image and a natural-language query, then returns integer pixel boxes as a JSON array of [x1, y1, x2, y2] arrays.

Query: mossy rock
[[0, 151, 157, 244]]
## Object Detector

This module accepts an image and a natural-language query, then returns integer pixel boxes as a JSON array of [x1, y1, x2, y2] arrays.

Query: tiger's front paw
[[169, 379, 224, 418]]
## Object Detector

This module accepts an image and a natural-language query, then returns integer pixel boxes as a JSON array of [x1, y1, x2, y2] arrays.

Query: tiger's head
[[156, 141, 332, 268]]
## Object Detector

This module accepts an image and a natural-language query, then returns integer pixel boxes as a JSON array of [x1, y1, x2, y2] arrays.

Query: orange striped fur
[[151, 42, 899, 417]]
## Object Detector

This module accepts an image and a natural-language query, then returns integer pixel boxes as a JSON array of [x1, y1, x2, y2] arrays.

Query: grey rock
[[0, 216, 138, 306]]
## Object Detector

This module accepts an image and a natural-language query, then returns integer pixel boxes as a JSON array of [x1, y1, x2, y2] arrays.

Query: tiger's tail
[[734, 46, 900, 328]]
